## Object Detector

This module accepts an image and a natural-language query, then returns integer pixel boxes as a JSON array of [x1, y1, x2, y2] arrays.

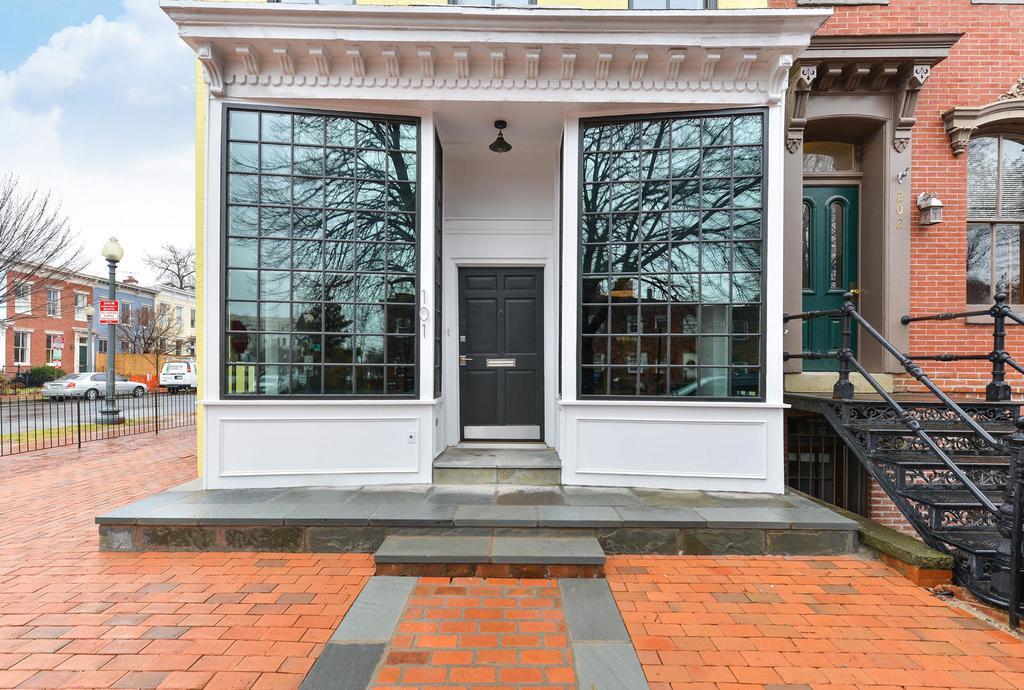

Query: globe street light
[[97, 237, 124, 424], [85, 304, 95, 372]]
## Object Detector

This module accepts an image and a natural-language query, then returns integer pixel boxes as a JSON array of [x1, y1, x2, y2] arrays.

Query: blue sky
[[1, 1, 127, 70], [0, 0, 196, 280]]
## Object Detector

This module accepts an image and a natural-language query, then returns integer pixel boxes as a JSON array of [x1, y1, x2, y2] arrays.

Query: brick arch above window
[[943, 89, 1024, 157]]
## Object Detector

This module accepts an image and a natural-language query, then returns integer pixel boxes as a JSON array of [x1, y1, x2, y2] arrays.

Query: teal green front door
[[802, 186, 858, 371]]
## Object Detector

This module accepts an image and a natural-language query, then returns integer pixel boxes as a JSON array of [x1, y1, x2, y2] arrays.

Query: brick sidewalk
[[3, 429, 1024, 689], [370, 578, 575, 689], [0, 430, 372, 689], [608, 556, 1024, 690]]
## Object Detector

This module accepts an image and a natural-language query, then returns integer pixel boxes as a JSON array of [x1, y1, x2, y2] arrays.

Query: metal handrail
[[784, 293, 1003, 515], [788, 291, 1024, 623], [850, 308, 1005, 453]]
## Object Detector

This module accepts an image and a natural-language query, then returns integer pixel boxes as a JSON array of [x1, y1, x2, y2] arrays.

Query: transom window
[[966, 134, 1024, 304], [578, 110, 764, 399], [803, 141, 858, 174], [223, 106, 419, 397]]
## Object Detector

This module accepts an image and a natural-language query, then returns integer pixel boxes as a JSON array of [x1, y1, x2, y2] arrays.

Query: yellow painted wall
[[194, 61, 206, 477]]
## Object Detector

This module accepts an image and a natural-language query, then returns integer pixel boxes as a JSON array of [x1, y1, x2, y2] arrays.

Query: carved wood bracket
[[786, 64, 817, 154], [892, 64, 930, 153]]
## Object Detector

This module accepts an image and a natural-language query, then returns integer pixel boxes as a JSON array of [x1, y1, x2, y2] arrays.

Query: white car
[[160, 361, 197, 392], [41, 373, 148, 400]]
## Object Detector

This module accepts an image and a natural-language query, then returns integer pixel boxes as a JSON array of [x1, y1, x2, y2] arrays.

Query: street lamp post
[[85, 305, 95, 372], [97, 237, 124, 425]]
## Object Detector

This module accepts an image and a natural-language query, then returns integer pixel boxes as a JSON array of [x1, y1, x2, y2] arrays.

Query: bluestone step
[[373, 534, 606, 577]]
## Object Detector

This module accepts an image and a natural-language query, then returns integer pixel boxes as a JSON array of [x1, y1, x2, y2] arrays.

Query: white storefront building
[[164, 1, 828, 491]]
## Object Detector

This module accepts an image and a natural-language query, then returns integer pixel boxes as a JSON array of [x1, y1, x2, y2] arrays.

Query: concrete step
[[373, 534, 605, 577], [433, 447, 561, 485]]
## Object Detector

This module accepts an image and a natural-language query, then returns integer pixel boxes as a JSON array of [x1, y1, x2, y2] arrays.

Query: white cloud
[[0, 1, 196, 282]]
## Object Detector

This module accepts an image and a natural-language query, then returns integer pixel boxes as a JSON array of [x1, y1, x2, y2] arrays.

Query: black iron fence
[[0, 389, 196, 457]]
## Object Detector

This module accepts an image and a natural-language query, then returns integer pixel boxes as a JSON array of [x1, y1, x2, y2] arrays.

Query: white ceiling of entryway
[[431, 100, 703, 145]]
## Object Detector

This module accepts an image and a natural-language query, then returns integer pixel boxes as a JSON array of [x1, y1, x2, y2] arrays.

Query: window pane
[[1002, 138, 1024, 219], [995, 224, 1023, 303], [229, 110, 258, 141], [579, 111, 763, 398], [223, 108, 419, 396], [802, 202, 811, 290], [968, 137, 998, 218], [966, 223, 992, 304], [829, 201, 844, 290]]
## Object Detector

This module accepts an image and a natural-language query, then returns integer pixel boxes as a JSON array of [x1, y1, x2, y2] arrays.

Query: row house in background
[[90, 277, 157, 357], [154, 285, 198, 357], [1, 267, 96, 375]]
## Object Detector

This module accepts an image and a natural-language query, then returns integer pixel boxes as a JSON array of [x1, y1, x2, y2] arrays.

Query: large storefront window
[[224, 107, 419, 397], [579, 111, 764, 398], [966, 134, 1024, 304]]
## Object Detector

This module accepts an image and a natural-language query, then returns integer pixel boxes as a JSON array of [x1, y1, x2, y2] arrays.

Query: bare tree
[[0, 174, 83, 320], [116, 306, 187, 378], [143, 244, 196, 290]]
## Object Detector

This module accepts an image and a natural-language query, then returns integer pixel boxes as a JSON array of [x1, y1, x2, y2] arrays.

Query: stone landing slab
[[96, 483, 858, 555]]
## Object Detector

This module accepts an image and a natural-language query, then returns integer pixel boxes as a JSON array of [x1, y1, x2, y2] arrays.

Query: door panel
[[802, 186, 858, 371], [459, 267, 544, 440]]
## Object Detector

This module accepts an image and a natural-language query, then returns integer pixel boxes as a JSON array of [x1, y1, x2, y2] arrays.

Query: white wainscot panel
[[575, 417, 767, 479], [218, 416, 420, 478]]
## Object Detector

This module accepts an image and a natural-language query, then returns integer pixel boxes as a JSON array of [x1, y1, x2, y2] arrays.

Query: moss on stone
[[792, 491, 955, 570]]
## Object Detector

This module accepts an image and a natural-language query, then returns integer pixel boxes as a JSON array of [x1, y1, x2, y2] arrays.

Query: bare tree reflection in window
[[579, 112, 764, 398]]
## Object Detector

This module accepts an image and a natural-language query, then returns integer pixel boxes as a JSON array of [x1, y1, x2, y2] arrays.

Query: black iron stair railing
[[901, 292, 1024, 403], [784, 292, 1024, 625]]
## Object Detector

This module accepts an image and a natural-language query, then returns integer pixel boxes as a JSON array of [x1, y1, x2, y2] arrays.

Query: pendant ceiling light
[[489, 120, 512, 153]]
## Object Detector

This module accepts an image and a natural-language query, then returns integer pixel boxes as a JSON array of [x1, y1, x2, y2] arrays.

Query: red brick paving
[[0, 429, 372, 689], [607, 555, 1024, 690], [370, 578, 575, 690], [2, 428, 1023, 689]]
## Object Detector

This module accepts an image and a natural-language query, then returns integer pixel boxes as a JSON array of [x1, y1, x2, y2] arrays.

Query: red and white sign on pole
[[98, 299, 120, 325], [51, 335, 65, 349]]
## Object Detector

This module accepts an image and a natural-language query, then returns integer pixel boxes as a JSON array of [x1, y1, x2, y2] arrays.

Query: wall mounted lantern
[[488, 120, 512, 153], [917, 192, 944, 226]]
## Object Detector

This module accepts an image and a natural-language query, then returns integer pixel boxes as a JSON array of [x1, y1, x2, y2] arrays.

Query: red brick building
[[772, 0, 1024, 531], [2, 269, 96, 376], [774, 0, 1024, 393]]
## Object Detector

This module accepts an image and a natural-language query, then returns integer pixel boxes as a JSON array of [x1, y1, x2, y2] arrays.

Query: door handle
[[459, 355, 474, 366]]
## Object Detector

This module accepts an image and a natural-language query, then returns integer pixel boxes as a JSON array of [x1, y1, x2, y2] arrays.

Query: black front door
[[458, 267, 544, 440]]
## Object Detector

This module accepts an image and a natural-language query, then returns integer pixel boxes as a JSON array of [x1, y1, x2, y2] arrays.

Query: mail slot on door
[[486, 358, 516, 368]]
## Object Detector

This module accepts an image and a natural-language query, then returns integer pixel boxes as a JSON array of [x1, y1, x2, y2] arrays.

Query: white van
[[160, 361, 197, 392]]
